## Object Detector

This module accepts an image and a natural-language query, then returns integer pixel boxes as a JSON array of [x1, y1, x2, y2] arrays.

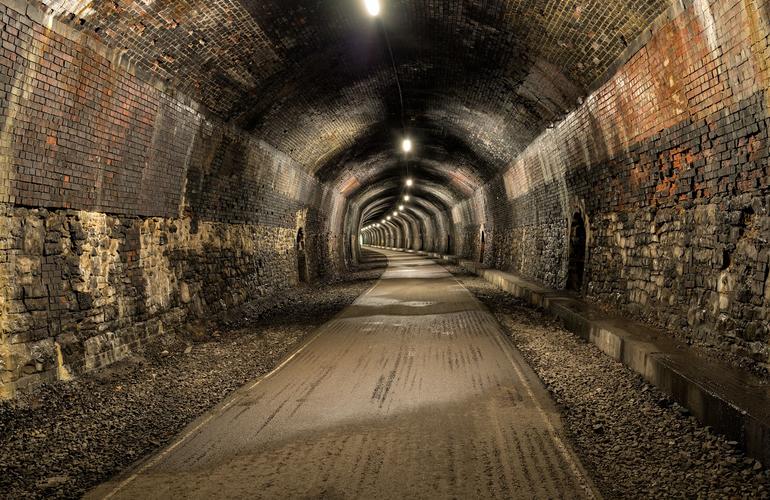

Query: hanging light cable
[[365, 0, 415, 223], [373, 4, 412, 212], [381, 24, 405, 134]]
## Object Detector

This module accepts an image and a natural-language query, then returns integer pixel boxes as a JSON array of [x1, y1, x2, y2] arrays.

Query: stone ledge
[[455, 259, 770, 466], [365, 245, 770, 465]]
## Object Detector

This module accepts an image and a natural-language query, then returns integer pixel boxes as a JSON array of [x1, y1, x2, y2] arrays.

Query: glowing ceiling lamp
[[404, 195, 410, 201], [405, 178, 413, 187], [402, 138, 412, 153], [399, 205, 404, 210], [387, 216, 392, 221], [364, 0, 380, 16]]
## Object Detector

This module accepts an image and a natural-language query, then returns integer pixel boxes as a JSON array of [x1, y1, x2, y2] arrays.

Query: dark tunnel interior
[[1, 0, 770, 497]]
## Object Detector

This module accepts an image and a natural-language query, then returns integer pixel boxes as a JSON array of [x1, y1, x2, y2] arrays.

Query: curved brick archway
[[0, 0, 768, 397], [2, 1, 770, 497]]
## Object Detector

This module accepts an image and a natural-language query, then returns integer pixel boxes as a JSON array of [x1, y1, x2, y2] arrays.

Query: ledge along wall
[[0, 0, 346, 398], [452, 0, 770, 372]]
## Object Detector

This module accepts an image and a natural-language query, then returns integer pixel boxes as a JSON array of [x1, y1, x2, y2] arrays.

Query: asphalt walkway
[[89, 248, 597, 499]]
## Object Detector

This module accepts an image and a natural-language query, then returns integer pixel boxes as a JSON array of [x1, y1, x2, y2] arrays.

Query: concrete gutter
[[368, 246, 770, 465]]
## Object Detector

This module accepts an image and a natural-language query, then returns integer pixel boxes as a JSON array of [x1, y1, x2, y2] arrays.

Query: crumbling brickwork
[[0, 2, 197, 216], [0, 0, 345, 398], [464, 0, 770, 370], [4, 0, 769, 396], [0, 206, 301, 394]]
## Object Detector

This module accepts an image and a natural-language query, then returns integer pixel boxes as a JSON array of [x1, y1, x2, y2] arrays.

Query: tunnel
[[1, 0, 770, 497]]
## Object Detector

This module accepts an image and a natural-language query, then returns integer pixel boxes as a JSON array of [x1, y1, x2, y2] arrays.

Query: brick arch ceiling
[[356, 178, 458, 227], [46, 0, 672, 198]]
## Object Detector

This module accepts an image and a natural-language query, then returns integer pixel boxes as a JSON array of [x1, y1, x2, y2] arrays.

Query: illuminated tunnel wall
[[2, 0, 769, 397]]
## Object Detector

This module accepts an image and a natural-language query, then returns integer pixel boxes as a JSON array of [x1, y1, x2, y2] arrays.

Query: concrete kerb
[[451, 259, 770, 466]]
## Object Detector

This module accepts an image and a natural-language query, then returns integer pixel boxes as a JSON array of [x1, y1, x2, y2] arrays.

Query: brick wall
[[456, 0, 770, 370], [0, 3, 197, 216], [0, 0, 345, 398]]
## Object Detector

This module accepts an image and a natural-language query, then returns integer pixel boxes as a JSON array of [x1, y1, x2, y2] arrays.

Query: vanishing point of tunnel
[[1, 0, 770, 498]]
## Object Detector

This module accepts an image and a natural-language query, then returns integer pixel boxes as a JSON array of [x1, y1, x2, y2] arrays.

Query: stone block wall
[[0, 207, 300, 393], [456, 0, 770, 370], [0, 0, 346, 398]]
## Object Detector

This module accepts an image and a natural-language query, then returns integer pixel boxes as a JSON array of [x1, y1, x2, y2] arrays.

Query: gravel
[[448, 265, 770, 499], [0, 264, 384, 499], [5, 253, 766, 500]]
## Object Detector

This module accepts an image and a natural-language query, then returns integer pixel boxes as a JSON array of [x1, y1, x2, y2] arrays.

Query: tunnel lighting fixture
[[402, 138, 412, 153], [381, 219, 386, 224], [364, 0, 380, 16], [393, 211, 398, 217], [403, 195, 410, 201], [406, 178, 413, 187], [387, 216, 391, 221], [399, 205, 404, 210]]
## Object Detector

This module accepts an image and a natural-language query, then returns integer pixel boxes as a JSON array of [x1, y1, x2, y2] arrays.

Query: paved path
[[89, 248, 598, 499]]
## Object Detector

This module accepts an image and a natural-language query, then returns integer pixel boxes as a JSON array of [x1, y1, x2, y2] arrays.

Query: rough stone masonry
[[456, 0, 770, 373], [0, 0, 344, 397], [2, 0, 770, 398]]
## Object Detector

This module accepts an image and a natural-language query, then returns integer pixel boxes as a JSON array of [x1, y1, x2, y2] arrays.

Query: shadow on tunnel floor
[[353, 249, 389, 270]]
